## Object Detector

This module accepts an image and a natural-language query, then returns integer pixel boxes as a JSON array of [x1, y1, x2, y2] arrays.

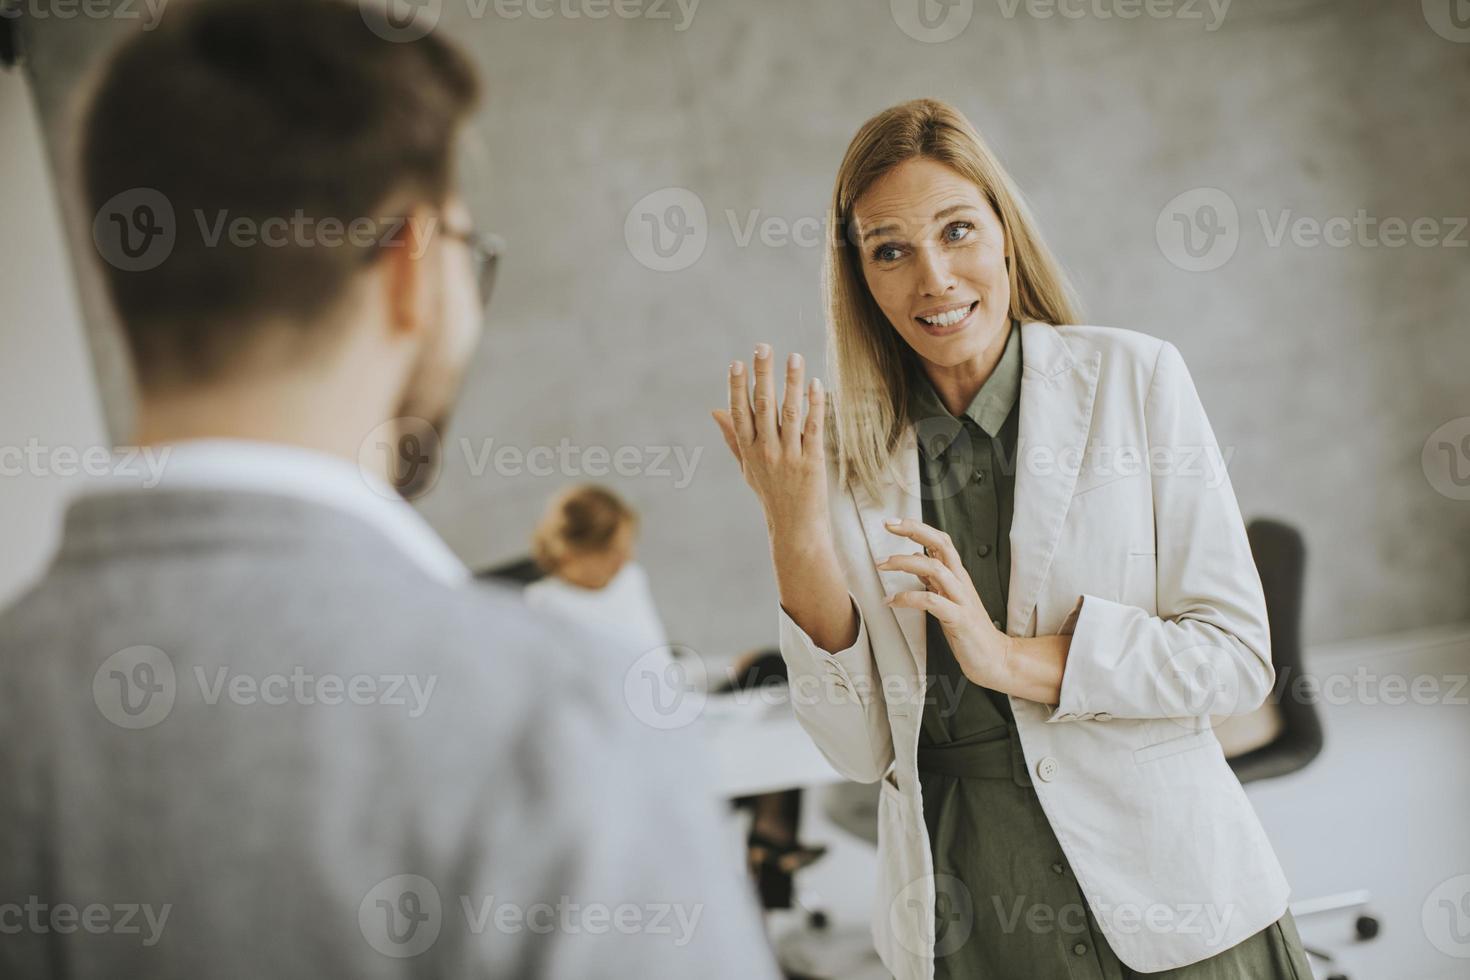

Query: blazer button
[[977, 543, 991, 557], [1036, 756, 1059, 781], [1073, 943, 1088, 956]]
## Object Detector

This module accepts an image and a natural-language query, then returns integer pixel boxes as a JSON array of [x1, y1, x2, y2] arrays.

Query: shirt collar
[[78, 438, 470, 587], [909, 317, 1023, 459]]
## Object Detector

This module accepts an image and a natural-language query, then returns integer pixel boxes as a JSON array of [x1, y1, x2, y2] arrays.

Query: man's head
[[81, 0, 486, 493]]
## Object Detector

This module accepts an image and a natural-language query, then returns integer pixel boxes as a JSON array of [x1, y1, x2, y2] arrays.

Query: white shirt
[[523, 561, 669, 662], [82, 438, 470, 587]]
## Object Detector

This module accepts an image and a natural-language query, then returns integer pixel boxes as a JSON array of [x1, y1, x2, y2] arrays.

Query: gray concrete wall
[[19, 0, 1470, 659]]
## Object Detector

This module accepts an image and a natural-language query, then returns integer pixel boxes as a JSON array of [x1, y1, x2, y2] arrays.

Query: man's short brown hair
[[80, 0, 481, 390]]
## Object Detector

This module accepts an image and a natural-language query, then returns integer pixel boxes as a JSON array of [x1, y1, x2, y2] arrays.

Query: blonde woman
[[524, 484, 670, 666], [712, 99, 1311, 980]]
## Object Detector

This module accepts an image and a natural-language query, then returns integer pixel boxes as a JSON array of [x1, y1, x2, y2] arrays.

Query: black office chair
[[476, 555, 545, 587], [1215, 518, 1379, 980]]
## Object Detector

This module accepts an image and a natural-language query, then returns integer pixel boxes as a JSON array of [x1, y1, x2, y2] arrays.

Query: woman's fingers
[[875, 552, 967, 604], [726, 360, 754, 446], [751, 343, 778, 446], [804, 377, 825, 459], [884, 518, 964, 578], [780, 352, 805, 455], [886, 588, 963, 625], [710, 410, 742, 465]]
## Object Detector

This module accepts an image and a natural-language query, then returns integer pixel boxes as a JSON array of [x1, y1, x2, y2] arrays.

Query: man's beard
[[386, 338, 464, 502]]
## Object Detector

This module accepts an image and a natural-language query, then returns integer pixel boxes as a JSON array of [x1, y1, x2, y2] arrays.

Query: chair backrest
[[1219, 518, 1325, 783]]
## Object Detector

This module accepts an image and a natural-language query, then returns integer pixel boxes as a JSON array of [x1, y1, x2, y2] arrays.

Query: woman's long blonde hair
[[825, 98, 1082, 503]]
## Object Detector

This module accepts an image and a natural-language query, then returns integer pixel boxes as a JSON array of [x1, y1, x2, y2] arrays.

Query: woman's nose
[[914, 244, 956, 296]]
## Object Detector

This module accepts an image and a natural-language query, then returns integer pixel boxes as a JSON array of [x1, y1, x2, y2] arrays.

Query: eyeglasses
[[442, 225, 505, 310]]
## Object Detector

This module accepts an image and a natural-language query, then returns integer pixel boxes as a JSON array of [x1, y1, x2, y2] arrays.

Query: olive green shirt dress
[[908, 318, 1312, 979]]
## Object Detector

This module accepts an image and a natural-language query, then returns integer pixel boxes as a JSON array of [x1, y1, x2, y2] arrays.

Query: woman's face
[[852, 157, 1012, 369]]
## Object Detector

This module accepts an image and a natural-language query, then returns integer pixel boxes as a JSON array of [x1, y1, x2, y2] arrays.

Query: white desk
[[701, 691, 848, 798]]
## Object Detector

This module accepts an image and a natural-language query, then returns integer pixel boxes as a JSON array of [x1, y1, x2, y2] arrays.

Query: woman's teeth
[[919, 304, 972, 328]]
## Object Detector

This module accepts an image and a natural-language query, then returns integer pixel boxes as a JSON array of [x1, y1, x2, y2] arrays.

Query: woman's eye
[[871, 243, 904, 263], [944, 221, 974, 243]]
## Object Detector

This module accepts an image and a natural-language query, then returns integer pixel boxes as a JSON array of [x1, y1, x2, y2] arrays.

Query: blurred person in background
[[526, 484, 827, 911], [0, 2, 777, 977]]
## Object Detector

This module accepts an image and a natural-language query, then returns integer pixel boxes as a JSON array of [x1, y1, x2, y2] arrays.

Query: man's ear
[[382, 203, 441, 339]]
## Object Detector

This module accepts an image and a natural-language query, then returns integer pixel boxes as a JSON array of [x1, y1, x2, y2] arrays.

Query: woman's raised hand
[[711, 343, 830, 539]]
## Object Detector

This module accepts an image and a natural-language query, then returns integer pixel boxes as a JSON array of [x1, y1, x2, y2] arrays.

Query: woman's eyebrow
[[860, 203, 978, 242]]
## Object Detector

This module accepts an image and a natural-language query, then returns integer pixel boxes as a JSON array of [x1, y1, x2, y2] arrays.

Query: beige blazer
[[777, 321, 1291, 979]]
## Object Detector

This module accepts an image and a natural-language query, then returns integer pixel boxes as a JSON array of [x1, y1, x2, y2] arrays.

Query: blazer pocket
[[1132, 728, 1215, 765]]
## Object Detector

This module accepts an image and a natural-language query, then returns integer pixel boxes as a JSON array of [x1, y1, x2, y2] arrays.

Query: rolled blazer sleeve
[[1045, 340, 1274, 723], [777, 594, 895, 783]]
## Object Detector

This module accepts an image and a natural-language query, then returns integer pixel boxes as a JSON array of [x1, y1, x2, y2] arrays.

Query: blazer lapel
[[1005, 321, 1102, 637], [849, 321, 1102, 678], [852, 424, 928, 675]]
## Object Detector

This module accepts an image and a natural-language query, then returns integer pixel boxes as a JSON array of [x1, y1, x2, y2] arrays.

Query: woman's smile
[[915, 299, 979, 335]]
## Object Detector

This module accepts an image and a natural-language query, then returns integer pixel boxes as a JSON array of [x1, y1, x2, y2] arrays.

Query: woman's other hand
[[877, 518, 1013, 690]]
